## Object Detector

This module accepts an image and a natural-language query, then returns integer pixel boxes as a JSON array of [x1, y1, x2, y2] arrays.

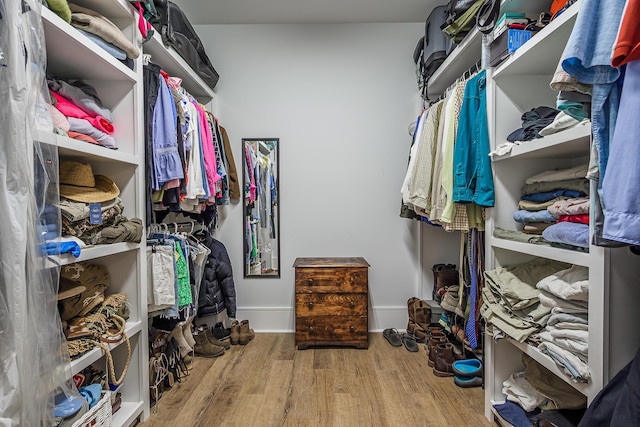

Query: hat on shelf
[[58, 262, 110, 321], [57, 276, 87, 301], [59, 160, 120, 203]]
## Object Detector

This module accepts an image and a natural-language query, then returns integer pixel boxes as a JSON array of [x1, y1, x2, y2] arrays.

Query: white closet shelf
[[47, 242, 141, 267], [42, 7, 137, 83], [492, 0, 582, 80], [35, 130, 139, 165], [504, 338, 597, 397], [426, 0, 557, 99], [68, 320, 143, 375], [75, 0, 132, 20], [489, 236, 591, 267], [144, 31, 216, 103], [427, 27, 482, 99], [492, 122, 591, 161], [112, 401, 144, 427]]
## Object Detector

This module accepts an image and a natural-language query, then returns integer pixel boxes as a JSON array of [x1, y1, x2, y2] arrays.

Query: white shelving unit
[[484, 0, 640, 421], [39, 0, 149, 424], [144, 30, 216, 104], [426, 0, 552, 100]]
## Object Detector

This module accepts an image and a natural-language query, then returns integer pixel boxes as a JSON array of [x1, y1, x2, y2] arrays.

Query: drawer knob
[[308, 278, 314, 285], [350, 277, 355, 284], [349, 301, 355, 308], [308, 302, 314, 309], [308, 327, 314, 334], [350, 326, 355, 333]]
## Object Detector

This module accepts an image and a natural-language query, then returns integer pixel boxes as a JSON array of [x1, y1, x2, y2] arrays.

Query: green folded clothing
[[47, 0, 72, 23]]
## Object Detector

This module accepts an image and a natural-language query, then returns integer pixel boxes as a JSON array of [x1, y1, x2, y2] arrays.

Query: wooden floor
[[139, 333, 495, 427]]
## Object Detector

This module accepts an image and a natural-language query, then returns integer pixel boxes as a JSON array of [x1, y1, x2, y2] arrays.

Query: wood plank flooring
[[139, 333, 495, 427]]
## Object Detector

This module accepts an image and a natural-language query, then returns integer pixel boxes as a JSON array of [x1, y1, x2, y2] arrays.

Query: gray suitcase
[[423, 5, 450, 78]]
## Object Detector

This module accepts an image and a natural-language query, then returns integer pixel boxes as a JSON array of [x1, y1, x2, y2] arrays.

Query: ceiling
[[173, 0, 444, 25]]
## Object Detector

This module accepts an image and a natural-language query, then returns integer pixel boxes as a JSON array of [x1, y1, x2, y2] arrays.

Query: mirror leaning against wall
[[242, 138, 280, 278]]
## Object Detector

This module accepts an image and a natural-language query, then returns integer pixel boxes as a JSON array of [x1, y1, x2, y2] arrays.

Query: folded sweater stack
[[47, 77, 117, 149]]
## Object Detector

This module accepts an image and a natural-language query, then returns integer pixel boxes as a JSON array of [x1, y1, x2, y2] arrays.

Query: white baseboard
[[232, 306, 408, 333]]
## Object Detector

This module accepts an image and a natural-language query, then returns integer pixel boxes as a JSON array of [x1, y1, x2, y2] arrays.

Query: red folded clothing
[[51, 91, 114, 135], [557, 214, 589, 225]]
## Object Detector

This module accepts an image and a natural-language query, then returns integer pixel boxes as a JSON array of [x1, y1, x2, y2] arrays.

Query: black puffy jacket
[[197, 236, 236, 318]]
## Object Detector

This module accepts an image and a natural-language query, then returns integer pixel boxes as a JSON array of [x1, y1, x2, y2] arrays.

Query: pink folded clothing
[[46, 104, 70, 133], [51, 91, 114, 135], [67, 130, 99, 145]]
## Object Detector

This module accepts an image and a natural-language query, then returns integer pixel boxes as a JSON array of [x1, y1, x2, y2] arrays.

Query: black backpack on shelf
[[152, 0, 220, 89], [413, 5, 454, 97]]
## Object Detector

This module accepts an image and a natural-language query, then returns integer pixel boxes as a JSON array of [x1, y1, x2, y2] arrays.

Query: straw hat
[[59, 160, 120, 203]]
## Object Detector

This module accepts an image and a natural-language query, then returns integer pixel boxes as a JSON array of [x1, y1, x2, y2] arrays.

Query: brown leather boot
[[230, 320, 240, 345], [239, 320, 254, 345], [406, 297, 430, 343], [427, 333, 448, 367], [433, 343, 456, 377], [199, 326, 231, 349], [193, 331, 225, 357], [427, 325, 444, 340]]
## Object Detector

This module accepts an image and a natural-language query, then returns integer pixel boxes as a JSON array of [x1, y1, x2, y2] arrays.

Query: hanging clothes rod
[[429, 59, 483, 104]]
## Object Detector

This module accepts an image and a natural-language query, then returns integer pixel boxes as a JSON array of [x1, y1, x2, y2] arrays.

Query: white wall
[[195, 23, 460, 331]]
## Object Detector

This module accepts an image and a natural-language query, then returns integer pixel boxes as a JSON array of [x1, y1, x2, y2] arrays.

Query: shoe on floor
[[401, 333, 419, 352], [454, 375, 482, 388], [212, 322, 231, 341], [452, 358, 483, 377], [382, 328, 402, 347]]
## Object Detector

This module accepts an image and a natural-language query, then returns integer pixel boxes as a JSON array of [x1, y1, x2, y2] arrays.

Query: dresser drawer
[[295, 315, 367, 342], [295, 267, 367, 293], [296, 293, 367, 317]]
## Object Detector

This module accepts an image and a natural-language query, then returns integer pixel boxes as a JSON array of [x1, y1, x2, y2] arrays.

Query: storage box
[[489, 29, 532, 67]]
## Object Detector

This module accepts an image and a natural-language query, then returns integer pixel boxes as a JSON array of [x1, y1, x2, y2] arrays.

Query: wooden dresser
[[293, 257, 370, 350]]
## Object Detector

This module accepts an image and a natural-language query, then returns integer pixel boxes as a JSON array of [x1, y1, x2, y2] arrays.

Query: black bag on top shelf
[[152, 0, 220, 89]]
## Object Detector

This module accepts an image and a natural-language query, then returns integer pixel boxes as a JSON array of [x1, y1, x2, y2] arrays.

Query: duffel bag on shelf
[[152, 0, 220, 89]]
